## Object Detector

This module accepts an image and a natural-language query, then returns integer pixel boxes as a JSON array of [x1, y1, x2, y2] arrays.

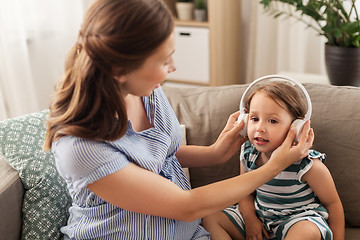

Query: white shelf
[[278, 71, 330, 85]]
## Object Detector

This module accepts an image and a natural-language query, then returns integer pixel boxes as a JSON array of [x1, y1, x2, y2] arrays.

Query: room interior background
[[0, 0, 358, 120]]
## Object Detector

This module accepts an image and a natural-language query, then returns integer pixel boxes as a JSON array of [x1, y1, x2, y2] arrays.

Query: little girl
[[202, 81, 344, 240]]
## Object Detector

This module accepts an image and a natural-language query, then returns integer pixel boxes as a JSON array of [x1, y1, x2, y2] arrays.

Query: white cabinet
[[167, 27, 210, 84], [163, 0, 242, 86]]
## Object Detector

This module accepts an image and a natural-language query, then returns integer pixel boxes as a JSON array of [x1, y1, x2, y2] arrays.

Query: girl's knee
[[202, 211, 226, 226], [202, 211, 244, 240], [285, 220, 321, 240]]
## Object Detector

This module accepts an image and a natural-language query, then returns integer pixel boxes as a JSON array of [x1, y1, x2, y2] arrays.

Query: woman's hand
[[267, 120, 314, 172], [176, 111, 247, 168], [211, 111, 248, 164]]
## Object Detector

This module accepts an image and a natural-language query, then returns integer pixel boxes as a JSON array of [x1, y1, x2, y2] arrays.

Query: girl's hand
[[211, 111, 248, 164], [244, 216, 269, 240], [268, 120, 314, 171]]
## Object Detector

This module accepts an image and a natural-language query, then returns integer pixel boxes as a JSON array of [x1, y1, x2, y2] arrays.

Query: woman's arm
[[87, 121, 314, 222], [302, 159, 345, 240], [176, 111, 247, 168]]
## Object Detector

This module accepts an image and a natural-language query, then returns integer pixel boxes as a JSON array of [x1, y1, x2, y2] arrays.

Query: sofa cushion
[[306, 84, 360, 227], [0, 110, 71, 240], [164, 85, 248, 188]]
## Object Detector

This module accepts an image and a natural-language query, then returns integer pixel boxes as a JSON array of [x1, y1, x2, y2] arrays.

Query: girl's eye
[[269, 119, 278, 124], [250, 117, 259, 122]]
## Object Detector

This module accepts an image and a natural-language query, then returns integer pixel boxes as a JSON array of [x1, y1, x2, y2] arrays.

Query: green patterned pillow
[[0, 110, 71, 240]]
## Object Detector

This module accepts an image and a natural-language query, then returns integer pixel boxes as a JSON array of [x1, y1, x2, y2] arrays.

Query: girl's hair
[[44, 0, 174, 150], [246, 81, 307, 120]]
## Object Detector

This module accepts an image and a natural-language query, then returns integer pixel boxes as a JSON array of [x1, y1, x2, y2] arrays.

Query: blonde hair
[[44, 0, 174, 150]]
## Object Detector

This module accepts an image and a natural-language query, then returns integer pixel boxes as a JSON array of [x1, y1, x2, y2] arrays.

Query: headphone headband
[[240, 75, 312, 121]]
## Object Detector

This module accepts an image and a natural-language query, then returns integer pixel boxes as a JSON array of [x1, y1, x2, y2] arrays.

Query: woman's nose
[[168, 64, 176, 73], [168, 58, 176, 73]]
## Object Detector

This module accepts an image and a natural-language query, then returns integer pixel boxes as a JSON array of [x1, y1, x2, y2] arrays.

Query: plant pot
[[176, 2, 194, 21], [325, 44, 360, 87], [194, 9, 206, 22]]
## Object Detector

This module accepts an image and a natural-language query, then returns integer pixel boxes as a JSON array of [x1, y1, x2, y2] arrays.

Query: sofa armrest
[[0, 154, 23, 240]]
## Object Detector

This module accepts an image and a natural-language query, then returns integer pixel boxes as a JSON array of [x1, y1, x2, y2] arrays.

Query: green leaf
[[333, 29, 342, 38], [352, 35, 360, 47], [258, 0, 360, 47]]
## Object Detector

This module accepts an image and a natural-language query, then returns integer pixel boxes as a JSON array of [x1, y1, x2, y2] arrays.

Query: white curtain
[[242, 1, 327, 83], [0, 0, 92, 120]]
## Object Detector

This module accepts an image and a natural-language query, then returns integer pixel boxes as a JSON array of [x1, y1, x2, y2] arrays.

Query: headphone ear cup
[[291, 119, 306, 142], [237, 114, 248, 137]]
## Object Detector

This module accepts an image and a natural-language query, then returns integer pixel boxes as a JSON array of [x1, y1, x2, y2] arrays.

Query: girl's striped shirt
[[241, 141, 332, 239]]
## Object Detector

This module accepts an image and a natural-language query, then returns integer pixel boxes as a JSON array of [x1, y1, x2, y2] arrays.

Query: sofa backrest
[[163, 83, 360, 227]]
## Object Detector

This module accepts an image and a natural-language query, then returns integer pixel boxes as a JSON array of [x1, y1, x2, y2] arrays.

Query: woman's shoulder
[[54, 135, 116, 154], [53, 136, 129, 180]]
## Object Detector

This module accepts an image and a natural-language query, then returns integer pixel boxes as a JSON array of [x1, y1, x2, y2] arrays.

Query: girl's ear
[[114, 75, 127, 83]]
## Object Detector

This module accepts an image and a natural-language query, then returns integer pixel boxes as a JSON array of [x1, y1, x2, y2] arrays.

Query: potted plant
[[176, 0, 194, 21], [259, 0, 360, 86], [194, 0, 207, 22]]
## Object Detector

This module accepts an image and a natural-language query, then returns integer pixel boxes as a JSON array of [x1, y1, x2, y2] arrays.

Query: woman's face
[[118, 31, 176, 97], [247, 91, 294, 155]]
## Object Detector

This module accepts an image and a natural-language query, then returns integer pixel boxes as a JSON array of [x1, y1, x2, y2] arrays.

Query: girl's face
[[117, 31, 176, 97], [247, 91, 294, 156]]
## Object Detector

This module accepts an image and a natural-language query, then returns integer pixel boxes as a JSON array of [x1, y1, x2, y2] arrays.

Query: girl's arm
[[176, 111, 248, 168], [237, 165, 270, 239], [87, 121, 314, 222], [302, 159, 345, 240]]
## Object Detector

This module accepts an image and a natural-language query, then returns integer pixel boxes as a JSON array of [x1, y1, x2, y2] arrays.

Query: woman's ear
[[114, 75, 127, 83], [113, 67, 127, 83]]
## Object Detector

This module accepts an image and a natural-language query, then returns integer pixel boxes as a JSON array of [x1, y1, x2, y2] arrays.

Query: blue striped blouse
[[53, 87, 210, 240]]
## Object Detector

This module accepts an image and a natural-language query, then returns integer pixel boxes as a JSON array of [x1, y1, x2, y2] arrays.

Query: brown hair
[[44, 0, 174, 150], [246, 81, 307, 120]]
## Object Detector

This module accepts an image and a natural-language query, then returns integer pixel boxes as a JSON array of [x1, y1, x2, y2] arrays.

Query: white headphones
[[237, 75, 312, 142]]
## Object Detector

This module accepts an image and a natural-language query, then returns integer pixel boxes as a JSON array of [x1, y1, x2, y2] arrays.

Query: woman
[[44, 0, 314, 239]]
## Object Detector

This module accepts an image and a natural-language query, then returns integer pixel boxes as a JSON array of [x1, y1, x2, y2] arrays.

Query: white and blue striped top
[[53, 87, 210, 240]]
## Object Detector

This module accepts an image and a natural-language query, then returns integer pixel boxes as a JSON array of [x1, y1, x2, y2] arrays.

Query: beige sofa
[[1, 83, 359, 239]]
